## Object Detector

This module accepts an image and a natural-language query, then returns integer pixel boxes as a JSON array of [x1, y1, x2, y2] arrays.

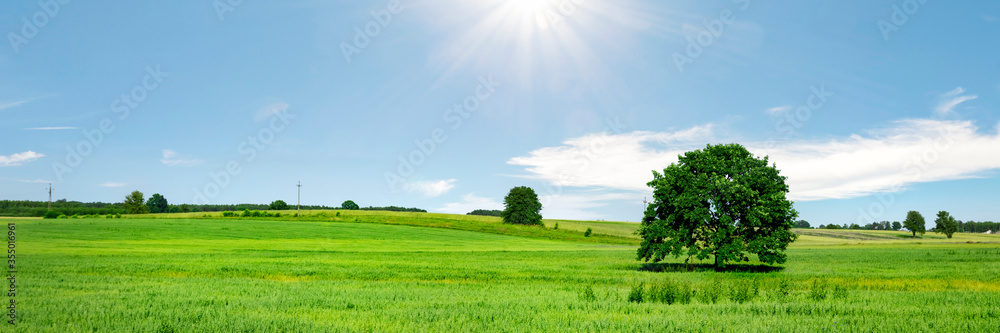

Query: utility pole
[[297, 181, 302, 214], [642, 197, 648, 211], [48, 183, 52, 211]]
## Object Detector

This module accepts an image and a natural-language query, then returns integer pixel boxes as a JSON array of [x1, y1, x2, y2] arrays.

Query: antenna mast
[[48, 183, 52, 211], [297, 181, 302, 214]]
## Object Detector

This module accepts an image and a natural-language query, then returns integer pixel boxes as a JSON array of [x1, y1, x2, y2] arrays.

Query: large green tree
[[145, 193, 168, 213], [341, 200, 360, 210], [124, 191, 149, 214], [934, 211, 958, 239], [500, 186, 543, 226], [269, 200, 289, 210], [637, 143, 798, 268], [903, 211, 926, 237]]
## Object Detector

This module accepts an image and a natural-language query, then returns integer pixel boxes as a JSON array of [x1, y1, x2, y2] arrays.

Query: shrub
[[648, 279, 692, 305], [222, 211, 235, 217], [697, 280, 724, 304], [730, 278, 759, 303], [105, 214, 113, 219], [584, 227, 593, 237], [43, 211, 60, 219], [831, 284, 848, 300], [241, 209, 252, 218], [580, 285, 597, 302], [57, 214, 68, 219], [776, 278, 792, 300], [274, 213, 281, 218], [115, 213, 122, 218], [554, 223, 559, 230], [336, 212, 341, 217], [809, 279, 828, 301], [627, 283, 644, 303]]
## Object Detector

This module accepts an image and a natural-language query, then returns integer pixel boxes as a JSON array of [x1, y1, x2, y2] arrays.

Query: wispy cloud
[[765, 105, 792, 116], [18, 179, 54, 184], [508, 119, 1000, 202], [936, 87, 977, 116], [0, 151, 44, 167], [254, 102, 290, 122], [99, 182, 126, 188], [540, 192, 635, 221], [437, 193, 502, 214], [405, 179, 457, 197], [0, 99, 29, 111], [160, 149, 203, 167], [25, 127, 78, 130]]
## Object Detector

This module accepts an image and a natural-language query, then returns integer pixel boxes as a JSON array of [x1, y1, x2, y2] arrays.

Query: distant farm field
[[8, 214, 1000, 332]]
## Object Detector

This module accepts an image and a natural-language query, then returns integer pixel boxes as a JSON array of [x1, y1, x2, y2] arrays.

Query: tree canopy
[[269, 200, 289, 210], [341, 200, 360, 210], [934, 211, 958, 239], [123, 191, 149, 214], [146, 193, 168, 214], [637, 143, 798, 268], [903, 211, 926, 237], [500, 186, 543, 225]]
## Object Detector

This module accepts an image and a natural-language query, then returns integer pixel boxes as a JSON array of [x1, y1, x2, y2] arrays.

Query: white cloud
[[437, 193, 503, 214], [0, 151, 44, 167], [99, 182, 126, 188], [25, 127, 78, 130], [19, 179, 54, 183], [160, 149, 203, 167], [765, 105, 792, 116], [508, 119, 1000, 202], [405, 179, 457, 197], [936, 87, 977, 115], [254, 102, 290, 122], [0, 100, 29, 111]]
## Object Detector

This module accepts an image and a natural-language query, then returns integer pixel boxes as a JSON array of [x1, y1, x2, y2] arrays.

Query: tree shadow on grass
[[637, 262, 784, 273]]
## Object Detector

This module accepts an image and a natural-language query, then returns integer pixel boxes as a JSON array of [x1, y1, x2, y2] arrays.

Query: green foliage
[[648, 279, 692, 305], [935, 211, 958, 239], [553, 223, 558, 230], [221, 211, 235, 217], [580, 285, 597, 302], [241, 209, 252, 218], [637, 143, 798, 268], [809, 279, 828, 301], [729, 278, 758, 303], [467, 209, 503, 217], [501, 186, 543, 226], [145, 193, 169, 214], [269, 200, 289, 211], [904, 211, 926, 237], [794, 220, 811, 228], [584, 227, 593, 237], [57, 214, 68, 219], [43, 211, 60, 219], [892, 221, 903, 231], [627, 283, 644, 303], [697, 280, 725, 304], [341, 200, 360, 210], [123, 191, 149, 214], [831, 284, 848, 300]]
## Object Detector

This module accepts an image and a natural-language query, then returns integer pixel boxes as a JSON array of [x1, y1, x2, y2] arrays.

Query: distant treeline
[[467, 209, 502, 217], [817, 220, 999, 233], [0, 200, 426, 217]]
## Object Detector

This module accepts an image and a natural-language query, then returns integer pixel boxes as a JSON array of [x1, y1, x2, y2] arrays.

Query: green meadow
[[7, 211, 1000, 332]]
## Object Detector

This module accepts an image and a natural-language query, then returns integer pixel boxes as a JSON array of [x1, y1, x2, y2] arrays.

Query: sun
[[504, 0, 551, 15]]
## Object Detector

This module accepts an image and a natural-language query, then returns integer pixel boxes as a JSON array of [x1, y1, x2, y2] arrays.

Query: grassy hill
[[9, 214, 1000, 331]]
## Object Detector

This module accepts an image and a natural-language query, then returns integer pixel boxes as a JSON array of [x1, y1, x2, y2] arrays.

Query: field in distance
[[10, 213, 1000, 332]]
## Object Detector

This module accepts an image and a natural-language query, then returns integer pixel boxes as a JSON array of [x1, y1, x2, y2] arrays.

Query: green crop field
[[7, 213, 1000, 332]]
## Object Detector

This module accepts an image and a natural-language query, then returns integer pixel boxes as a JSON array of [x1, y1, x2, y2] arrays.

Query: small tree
[[637, 143, 798, 268], [903, 211, 926, 237], [934, 211, 958, 239], [269, 200, 289, 210], [123, 191, 149, 214], [341, 200, 360, 210], [145, 193, 169, 214], [892, 221, 902, 231], [794, 220, 811, 229], [500, 186, 543, 225]]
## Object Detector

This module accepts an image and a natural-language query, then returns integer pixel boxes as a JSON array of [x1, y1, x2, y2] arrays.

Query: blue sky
[[2, 0, 999, 225]]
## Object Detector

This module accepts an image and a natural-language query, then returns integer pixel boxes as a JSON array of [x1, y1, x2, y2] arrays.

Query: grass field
[[7, 215, 1000, 332]]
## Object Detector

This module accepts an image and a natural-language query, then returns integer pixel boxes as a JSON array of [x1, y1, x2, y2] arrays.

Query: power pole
[[642, 197, 648, 210], [48, 183, 52, 211], [297, 181, 302, 214]]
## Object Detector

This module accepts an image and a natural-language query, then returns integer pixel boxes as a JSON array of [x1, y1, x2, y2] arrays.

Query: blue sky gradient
[[2, 0, 999, 225]]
